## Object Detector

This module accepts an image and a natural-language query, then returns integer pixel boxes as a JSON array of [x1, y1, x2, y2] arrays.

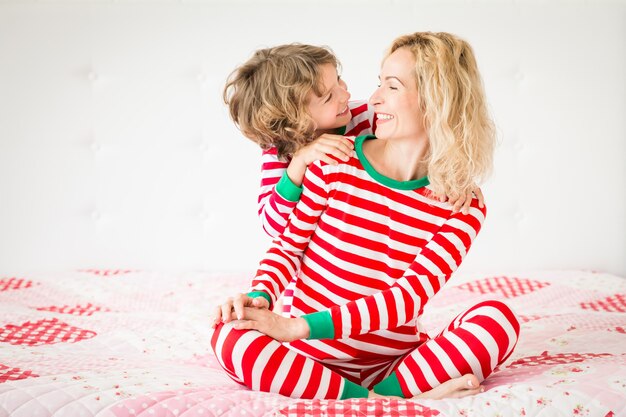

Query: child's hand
[[286, 134, 354, 187], [438, 185, 485, 215], [212, 293, 270, 328], [293, 134, 355, 167]]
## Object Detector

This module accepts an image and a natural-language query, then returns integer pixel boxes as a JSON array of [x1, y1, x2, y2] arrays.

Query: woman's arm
[[237, 172, 486, 342], [304, 203, 486, 339]]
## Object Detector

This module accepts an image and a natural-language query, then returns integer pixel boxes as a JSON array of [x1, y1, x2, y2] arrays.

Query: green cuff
[[340, 378, 369, 399], [373, 371, 405, 398], [302, 310, 334, 340], [246, 291, 273, 309], [276, 171, 303, 202]]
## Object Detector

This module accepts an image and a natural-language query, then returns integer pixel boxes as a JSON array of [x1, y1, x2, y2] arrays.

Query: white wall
[[0, 0, 625, 277]]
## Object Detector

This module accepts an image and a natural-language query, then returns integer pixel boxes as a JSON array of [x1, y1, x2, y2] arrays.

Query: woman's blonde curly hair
[[387, 32, 496, 199], [223, 44, 340, 160]]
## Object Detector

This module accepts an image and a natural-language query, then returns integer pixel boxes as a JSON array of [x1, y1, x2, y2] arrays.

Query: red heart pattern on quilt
[[35, 303, 111, 316], [580, 294, 626, 313], [0, 364, 39, 383], [507, 351, 613, 369], [0, 277, 37, 292], [457, 276, 550, 298], [0, 318, 96, 346], [79, 269, 135, 276], [278, 398, 441, 417]]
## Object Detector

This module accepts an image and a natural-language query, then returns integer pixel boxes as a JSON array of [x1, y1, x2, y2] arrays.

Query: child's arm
[[258, 148, 297, 238], [286, 134, 354, 186], [435, 185, 486, 215], [258, 135, 353, 238]]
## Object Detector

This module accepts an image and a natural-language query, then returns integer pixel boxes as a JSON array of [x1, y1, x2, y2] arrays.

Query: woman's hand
[[212, 293, 270, 329], [231, 307, 310, 342], [287, 134, 354, 186], [438, 185, 485, 215]]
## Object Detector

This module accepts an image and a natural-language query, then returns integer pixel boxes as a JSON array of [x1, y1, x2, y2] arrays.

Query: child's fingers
[[332, 137, 355, 156], [314, 142, 351, 161], [452, 196, 465, 214], [318, 133, 354, 148], [329, 147, 351, 161], [317, 135, 354, 154], [461, 194, 472, 215], [320, 155, 339, 166], [474, 187, 485, 208]]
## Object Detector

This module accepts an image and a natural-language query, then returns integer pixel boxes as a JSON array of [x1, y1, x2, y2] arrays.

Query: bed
[[1, 269, 624, 417]]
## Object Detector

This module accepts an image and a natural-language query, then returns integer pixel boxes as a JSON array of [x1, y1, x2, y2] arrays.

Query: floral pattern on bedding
[[0, 270, 624, 417]]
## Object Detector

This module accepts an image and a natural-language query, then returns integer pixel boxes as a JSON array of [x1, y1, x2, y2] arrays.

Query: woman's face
[[369, 47, 425, 141], [307, 63, 352, 133]]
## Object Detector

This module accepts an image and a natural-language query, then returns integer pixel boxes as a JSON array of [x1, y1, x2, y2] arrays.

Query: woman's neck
[[363, 135, 429, 182]]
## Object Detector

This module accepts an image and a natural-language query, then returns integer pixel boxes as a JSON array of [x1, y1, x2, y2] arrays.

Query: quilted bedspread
[[0, 269, 624, 417]]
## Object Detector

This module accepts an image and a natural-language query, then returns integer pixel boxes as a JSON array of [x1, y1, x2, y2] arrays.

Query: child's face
[[307, 63, 352, 133]]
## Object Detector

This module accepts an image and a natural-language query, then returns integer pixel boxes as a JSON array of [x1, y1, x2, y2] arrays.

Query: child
[[223, 44, 378, 315], [223, 43, 377, 239]]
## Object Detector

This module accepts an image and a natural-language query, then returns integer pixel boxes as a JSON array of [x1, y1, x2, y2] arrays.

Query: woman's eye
[[325, 94, 332, 103]]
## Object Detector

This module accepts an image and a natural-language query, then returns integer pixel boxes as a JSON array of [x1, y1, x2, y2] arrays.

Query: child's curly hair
[[223, 43, 340, 160]]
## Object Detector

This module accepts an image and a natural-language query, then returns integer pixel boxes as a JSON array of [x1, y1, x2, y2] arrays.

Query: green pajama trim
[[373, 371, 405, 398], [276, 171, 303, 202], [301, 310, 334, 340], [340, 378, 369, 399], [355, 135, 429, 190]]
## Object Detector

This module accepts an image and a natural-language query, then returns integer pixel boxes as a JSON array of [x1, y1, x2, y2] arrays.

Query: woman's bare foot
[[413, 374, 483, 399], [369, 374, 483, 400]]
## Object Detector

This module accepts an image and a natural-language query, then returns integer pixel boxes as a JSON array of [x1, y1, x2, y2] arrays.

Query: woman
[[212, 32, 520, 400]]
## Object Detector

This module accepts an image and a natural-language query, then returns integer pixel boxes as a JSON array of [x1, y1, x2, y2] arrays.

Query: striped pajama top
[[250, 134, 486, 363], [257, 101, 376, 238]]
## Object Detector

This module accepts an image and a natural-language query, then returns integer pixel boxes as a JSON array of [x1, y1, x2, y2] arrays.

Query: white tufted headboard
[[1, 1, 624, 277]]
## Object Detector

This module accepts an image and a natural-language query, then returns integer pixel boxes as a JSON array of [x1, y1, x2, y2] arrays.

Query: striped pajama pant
[[211, 300, 520, 399]]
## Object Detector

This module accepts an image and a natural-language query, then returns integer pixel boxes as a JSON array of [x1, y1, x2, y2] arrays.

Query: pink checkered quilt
[[0, 269, 624, 417]]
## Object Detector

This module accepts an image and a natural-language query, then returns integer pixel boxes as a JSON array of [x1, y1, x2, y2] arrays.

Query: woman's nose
[[369, 88, 382, 106]]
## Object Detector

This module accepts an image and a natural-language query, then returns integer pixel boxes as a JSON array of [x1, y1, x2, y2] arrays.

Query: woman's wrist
[[294, 317, 310, 339]]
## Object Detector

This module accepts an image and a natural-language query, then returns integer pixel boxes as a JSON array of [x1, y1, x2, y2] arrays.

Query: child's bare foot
[[369, 374, 483, 400]]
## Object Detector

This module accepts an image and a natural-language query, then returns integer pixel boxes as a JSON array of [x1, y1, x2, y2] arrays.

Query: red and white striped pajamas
[[257, 100, 375, 238], [257, 100, 376, 316], [212, 135, 520, 399]]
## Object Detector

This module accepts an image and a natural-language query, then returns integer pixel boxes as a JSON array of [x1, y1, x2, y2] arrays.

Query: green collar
[[355, 135, 430, 190]]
